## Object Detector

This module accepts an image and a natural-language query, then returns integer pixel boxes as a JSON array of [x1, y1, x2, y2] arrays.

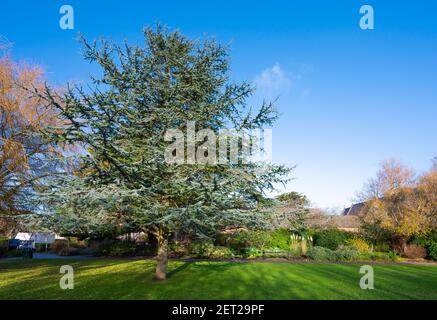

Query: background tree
[[270, 191, 310, 232], [0, 54, 59, 235], [359, 159, 435, 251], [38, 26, 290, 280], [358, 159, 415, 200]]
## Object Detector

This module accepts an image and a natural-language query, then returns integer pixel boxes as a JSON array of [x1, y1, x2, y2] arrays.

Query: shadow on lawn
[[167, 262, 192, 278]]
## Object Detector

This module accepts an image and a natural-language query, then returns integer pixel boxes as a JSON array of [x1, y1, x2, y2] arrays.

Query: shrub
[[403, 244, 427, 259], [268, 229, 291, 250], [242, 247, 263, 259], [411, 233, 435, 247], [313, 228, 353, 250], [306, 246, 360, 261], [4, 249, 21, 258], [188, 241, 234, 259], [58, 247, 80, 256], [373, 243, 391, 252], [51, 239, 69, 254], [345, 238, 370, 253], [188, 241, 214, 257], [0, 247, 7, 258], [169, 241, 188, 257], [227, 228, 292, 253], [334, 247, 360, 261], [411, 232, 437, 260], [77, 247, 96, 255], [95, 241, 137, 256], [387, 251, 400, 261], [207, 246, 234, 259], [359, 251, 398, 261], [0, 237, 8, 247], [428, 242, 437, 260], [306, 246, 336, 261]]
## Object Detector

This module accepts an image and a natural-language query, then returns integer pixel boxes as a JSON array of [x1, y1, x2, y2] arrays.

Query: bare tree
[[358, 159, 415, 201]]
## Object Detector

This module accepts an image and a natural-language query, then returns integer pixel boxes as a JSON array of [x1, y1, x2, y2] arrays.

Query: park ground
[[0, 259, 436, 300]]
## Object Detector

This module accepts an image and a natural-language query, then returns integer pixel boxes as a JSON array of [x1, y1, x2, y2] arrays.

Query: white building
[[14, 232, 65, 249]]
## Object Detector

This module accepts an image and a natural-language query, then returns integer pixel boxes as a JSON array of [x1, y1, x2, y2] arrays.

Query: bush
[[227, 229, 292, 253], [411, 232, 437, 260], [387, 251, 400, 261], [95, 241, 137, 256], [0, 247, 7, 258], [169, 241, 188, 257], [404, 244, 427, 259], [188, 241, 234, 259], [411, 232, 437, 247], [306, 246, 360, 262], [51, 239, 69, 254], [241, 247, 263, 259], [428, 243, 437, 260], [313, 229, 353, 250], [0, 237, 8, 247], [207, 246, 234, 259], [373, 243, 391, 252], [58, 247, 80, 256], [306, 246, 336, 261], [334, 247, 360, 261], [267, 229, 291, 250], [357, 251, 399, 261], [77, 247, 97, 255], [4, 249, 21, 258], [345, 238, 370, 253]]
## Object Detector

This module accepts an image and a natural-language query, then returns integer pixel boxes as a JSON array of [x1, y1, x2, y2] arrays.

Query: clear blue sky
[[1, 0, 436, 210]]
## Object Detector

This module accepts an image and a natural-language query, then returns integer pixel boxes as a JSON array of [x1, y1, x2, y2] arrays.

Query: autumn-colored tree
[[0, 54, 59, 234], [360, 160, 436, 251]]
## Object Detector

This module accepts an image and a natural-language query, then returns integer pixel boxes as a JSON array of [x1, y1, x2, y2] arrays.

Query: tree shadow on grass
[[167, 262, 192, 278]]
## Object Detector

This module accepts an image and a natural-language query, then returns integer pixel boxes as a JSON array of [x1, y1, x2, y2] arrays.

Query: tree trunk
[[154, 230, 168, 281]]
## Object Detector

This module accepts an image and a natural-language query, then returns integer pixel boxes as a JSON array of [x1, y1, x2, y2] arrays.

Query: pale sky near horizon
[[1, 1, 436, 210]]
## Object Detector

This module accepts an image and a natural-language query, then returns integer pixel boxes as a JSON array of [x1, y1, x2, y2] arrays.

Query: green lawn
[[0, 259, 436, 300]]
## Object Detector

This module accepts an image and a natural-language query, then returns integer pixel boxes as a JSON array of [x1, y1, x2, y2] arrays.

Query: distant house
[[342, 202, 366, 216], [304, 208, 361, 233]]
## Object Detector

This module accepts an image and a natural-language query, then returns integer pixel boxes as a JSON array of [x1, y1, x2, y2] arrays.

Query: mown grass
[[0, 259, 436, 300]]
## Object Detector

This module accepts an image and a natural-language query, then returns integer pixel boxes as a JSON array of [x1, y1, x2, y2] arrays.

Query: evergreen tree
[[39, 25, 290, 280]]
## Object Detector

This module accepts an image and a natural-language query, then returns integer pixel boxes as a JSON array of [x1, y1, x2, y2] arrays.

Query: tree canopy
[[36, 25, 291, 279], [0, 54, 60, 236], [359, 159, 437, 248]]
